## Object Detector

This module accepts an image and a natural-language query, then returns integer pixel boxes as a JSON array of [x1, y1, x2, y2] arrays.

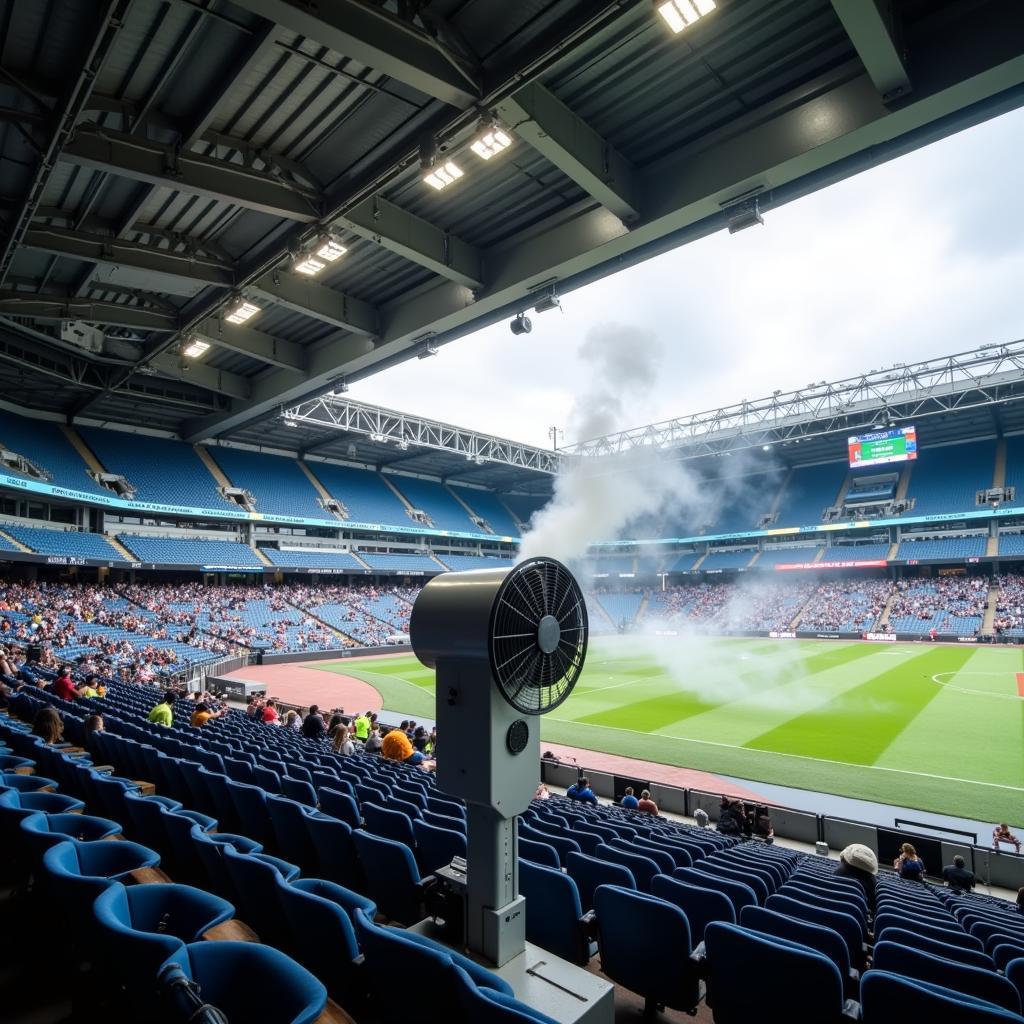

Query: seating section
[[706, 471, 785, 535], [0, 411, 107, 496], [595, 592, 643, 628], [79, 428, 228, 510], [907, 441, 995, 516], [501, 493, 549, 529], [4, 525, 123, 560], [450, 486, 521, 536], [117, 535, 265, 569], [773, 463, 847, 526], [754, 546, 823, 568], [888, 577, 987, 635], [798, 579, 891, 633], [209, 447, 326, 520], [262, 548, 365, 571], [999, 534, 1024, 557], [592, 557, 635, 575], [436, 554, 514, 571], [356, 551, 441, 573], [845, 477, 897, 504], [818, 543, 892, 564], [388, 477, 477, 533], [896, 535, 987, 561], [307, 462, 410, 527], [700, 548, 756, 570], [0, 532, 20, 552]]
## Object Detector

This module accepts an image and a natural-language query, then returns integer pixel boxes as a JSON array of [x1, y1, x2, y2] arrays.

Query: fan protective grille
[[488, 557, 588, 715]]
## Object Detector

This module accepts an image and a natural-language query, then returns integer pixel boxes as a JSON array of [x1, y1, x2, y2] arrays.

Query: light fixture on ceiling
[[397, 438, 410, 451], [181, 337, 210, 359], [656, 0, 716, 34], [369, 432, 387, 443], [423, 159, 464, 191], [762, 444, 771, 452], [509, 313, 532, 336], [417, 341, 439, 359], [294, 255, 325, 276], [333, 380, 349, 394], [533, 291, 561, 314], [315, 237, 346, 262], [294, 235, 347, 276], [226, 298, 260, 324], [470, 119, 513, 161], [283, 419, 298, 428]]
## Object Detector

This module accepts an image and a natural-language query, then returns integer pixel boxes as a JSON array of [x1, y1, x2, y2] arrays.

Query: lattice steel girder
[[283, 395, 559, 474], [192, 316, 307, 373], [251, 272, 378, 337], [21, 225, 235, 288], [61, 125, 322, 222], [182, 11, 1024, 441], [496, 83, 641, 222], [146, 352, 251, 400], [233, 0, 481, 108], [0, 292, 178, 331], [832, 0, 911, 101], [335, 196, 484, 289], [564, 342, 1024, 458]]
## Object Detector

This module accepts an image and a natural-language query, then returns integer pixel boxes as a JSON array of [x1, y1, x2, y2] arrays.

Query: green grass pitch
[[312, 637, 1024, 824]]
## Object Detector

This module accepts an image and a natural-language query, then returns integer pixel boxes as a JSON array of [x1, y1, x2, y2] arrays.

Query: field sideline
[[310, 637, 1024, 824]]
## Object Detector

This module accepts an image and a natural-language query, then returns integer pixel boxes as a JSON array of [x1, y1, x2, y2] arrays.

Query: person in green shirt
[[353, 712, 371, 741], [147, 690, 176, 727]]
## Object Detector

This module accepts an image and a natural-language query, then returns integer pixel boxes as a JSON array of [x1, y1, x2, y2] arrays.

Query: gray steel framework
[[564, 340, 1024, 459], [283, 395, 559, 475]]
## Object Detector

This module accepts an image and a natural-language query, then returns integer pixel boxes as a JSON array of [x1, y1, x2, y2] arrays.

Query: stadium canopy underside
[[0, 0, 1022, 475]]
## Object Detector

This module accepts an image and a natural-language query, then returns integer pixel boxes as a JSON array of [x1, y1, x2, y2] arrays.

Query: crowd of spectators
[[992, 573, 1024, 635], [798, 578, 892, 632]]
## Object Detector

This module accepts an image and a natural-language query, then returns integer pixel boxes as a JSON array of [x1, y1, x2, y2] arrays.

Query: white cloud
[[353, 107, 1024, 449]]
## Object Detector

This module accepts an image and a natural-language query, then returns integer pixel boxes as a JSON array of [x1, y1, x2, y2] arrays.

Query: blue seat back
[[519, 836, 560, 869], [595, 843, 659, 893], [861, 970, 1024, 1023], [740, 904, 850, 977], [413, 819, 467, 876], [650, 874, 735, 943], [351, 829, 423, 926], [566, 851, 635, 913], [519, 859, 590, 966], [676, 865, 758, 914]]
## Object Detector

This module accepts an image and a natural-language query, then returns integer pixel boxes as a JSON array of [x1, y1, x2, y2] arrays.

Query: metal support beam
[[832, 0, 911, 101], [192, 315, 307, 372], [61, 125, 322, 222], [336, 195, 484, 289], [0, 1, 131, 287], [233, 0, 481, 108], [496, 83, 641, 222], [252, 272, 378, 337], [147, 352, 251, 400], [0, 291, 178, 331], [22, 225, 234, 290]]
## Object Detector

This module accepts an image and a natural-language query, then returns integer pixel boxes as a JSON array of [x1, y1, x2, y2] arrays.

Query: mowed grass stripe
[[574, 641, 881, 732], [743, 646, 974, 765]]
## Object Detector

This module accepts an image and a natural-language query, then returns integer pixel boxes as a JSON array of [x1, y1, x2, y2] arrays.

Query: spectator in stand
[[835, 844, 877, 901], [301, 705, 326, 740], [942, 855, 975, 892], [380, 727, 425, 766], [332, 724, 356, 756], [993, 823, 1022, 853], [327, 713, 345, 743], [620, 786, 639, 810], [894, 842, 926, 880], [566, 777, 598, 805], [31, 706, 64, 745], [1017, 887, 1024, 913], [283, 709, 301, 730], [693, 807, 709, 828], [85, 714, 104, 734], [364, 724, 383, 753], [190, 702, 225, 728], [352, 711, 370, 742], [51, 664, 81, 702], [753, 805, 774, 843], [716, 802, 742, 836], [637, 790, 659, 815], [261, 699, 279, 725], [245, 696, 261, 717], [147, 691, 176, 727], [412, 726, 428, 753], [534, 783, 551, 801]]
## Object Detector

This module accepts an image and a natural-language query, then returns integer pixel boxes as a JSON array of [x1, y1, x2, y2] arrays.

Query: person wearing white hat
[[835, 843, 878, 901]]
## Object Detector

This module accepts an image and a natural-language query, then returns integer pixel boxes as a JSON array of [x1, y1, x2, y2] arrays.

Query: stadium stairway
[[994, 437, 1008, 488], [298, 461, 347, 519], [253, 546, 273, 566], [983, 583, 1000, 633], [194, 445, 234, 491], [378, 474, 419, 523], [747, 550, 762, 567], [105, 535, 139, 561], [444, 485, 493, 533], [833, 469, 853, 510], [61, 424, 107, 478], [876, 590, 898, 631], [886, 541, 900, 561], [0, 528, 31, 552], [788, 591, 816, 630], [768, 468, 792, 519], [987, 535, 1000, 557], [895, 463, 913, 503], [287, 600, 356, 645], [691, 551, 708, 570]]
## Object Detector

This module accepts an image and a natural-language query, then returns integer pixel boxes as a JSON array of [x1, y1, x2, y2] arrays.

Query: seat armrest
[[842, 999, 861, 1020], [580, 909, 598, 941], [690, 940, 706, 963]]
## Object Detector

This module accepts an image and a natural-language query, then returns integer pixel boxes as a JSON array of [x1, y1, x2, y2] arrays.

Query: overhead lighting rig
[[225, 297, 260, 324], [294, 235, 347, 276], [656, 0, 716, 34]]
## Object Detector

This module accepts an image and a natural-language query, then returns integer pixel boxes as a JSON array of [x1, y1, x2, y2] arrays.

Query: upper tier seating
[[210, 447, 325, 519], [0, 411, 106, 496], [502, 494, 549, 529], [896, 536, 987, 561], [773, 463, 847, 527], [79, 428, 227, 510], [389, 477, 477, 533], [356, 552, 441, 573], [595, 592, 643, 627], [907, 441, 995, 516], [4, 525, 122, 560], [437, 554, 514, 571], [818, 543, 892, 564], [998, 534, 1024, 556], [592, 557, 635, 575], [1004, 436, 1024, 508], [118, 535, 264, 568], [450, 486, 521, 536], [707, 471, 785, 535], [667, 551, 701, 572], [845, 477, 897, 504], [755, 546, 823, 568], [262, 549, 365, 571], [307, 463, 409, 527], [701, 548, 756, 570], [0, 532, 19, 552]]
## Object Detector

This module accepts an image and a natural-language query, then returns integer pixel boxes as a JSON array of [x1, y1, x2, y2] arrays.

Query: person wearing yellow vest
[[353, 712, 371, 741]]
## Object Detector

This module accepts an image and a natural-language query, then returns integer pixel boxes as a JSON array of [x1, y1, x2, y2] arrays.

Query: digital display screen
[[848, 425, 917, 468]]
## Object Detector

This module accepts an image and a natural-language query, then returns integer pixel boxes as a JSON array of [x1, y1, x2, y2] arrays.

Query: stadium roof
[[0, 0, 1022, 453]]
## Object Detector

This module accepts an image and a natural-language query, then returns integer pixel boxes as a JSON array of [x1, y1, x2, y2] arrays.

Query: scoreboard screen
[[848, 425, 917, 468]]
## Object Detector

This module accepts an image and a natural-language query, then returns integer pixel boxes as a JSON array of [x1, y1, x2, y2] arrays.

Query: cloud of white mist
[[518, 323, 718, 566]]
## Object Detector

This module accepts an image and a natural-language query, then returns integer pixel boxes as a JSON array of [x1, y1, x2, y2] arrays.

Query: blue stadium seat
[[650, 874, 735, 944], [352, 829, 432, 926], [413, 818, 466, 875], [860, 969, 1024, 1023], [519, 859, 594, 965]]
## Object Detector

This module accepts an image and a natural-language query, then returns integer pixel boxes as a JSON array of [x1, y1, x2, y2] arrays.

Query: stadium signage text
[[865, 632, 897, 642], [768, 631, 796, 639], [776, 560, 888, 571]]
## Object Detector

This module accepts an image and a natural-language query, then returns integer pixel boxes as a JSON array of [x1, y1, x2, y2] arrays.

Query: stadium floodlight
[[293, 255, 325, 276], [283, 419, 298, 428], [470, 120, 513, 161], [762, 444, 771, 451], [727, 199, 763, 234], [423, 159, 464, 191], [315, 237, 346, 262], [225, 298, 260, 324], [533, 292, 561, 314], [509, 313, 532, 336], [417, 341, 439, 359], [181, 337, 210, 359], [398, 438, 410, 450], [656, 0, 715, 34]]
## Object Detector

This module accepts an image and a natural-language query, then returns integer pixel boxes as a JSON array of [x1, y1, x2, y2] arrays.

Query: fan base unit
[[408, 921, 614, 1024]]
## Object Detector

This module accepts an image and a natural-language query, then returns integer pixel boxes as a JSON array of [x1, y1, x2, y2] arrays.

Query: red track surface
[[226, 659, 768, 801]]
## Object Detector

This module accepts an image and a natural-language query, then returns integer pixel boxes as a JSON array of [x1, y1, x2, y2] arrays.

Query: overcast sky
[[355, 106, 1024, 451]]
